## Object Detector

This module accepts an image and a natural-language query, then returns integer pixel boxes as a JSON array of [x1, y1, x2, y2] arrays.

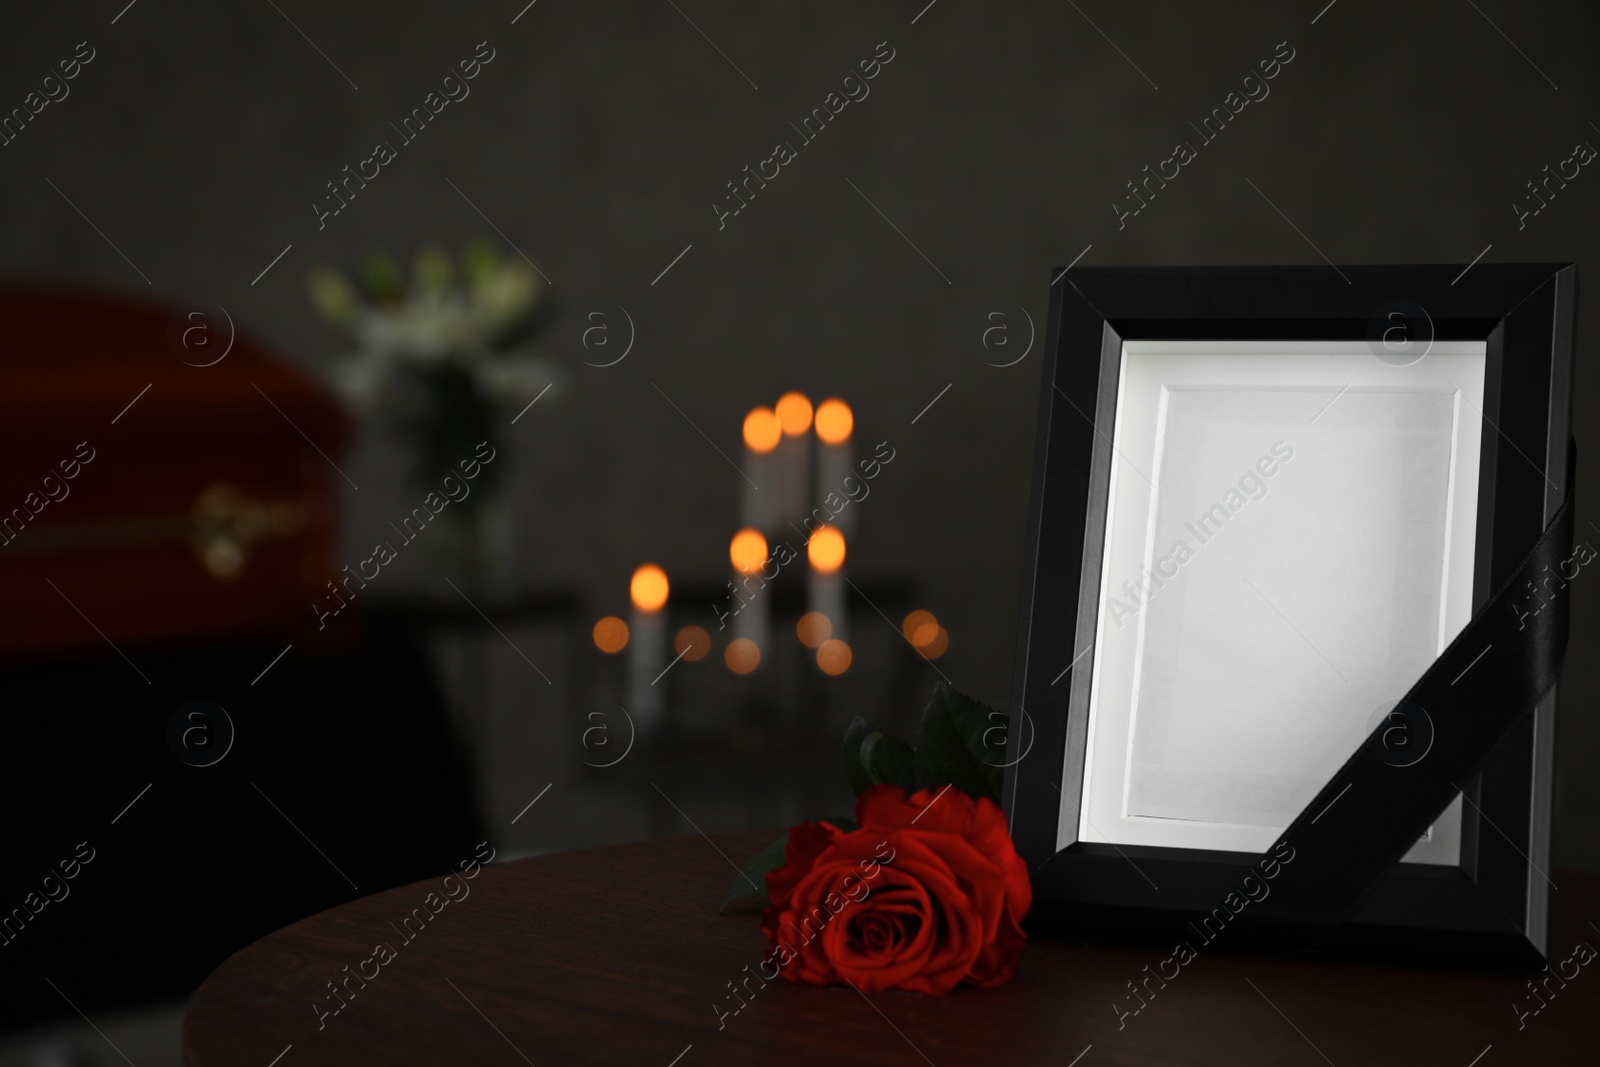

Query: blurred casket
[[0, 287, 349, 658]]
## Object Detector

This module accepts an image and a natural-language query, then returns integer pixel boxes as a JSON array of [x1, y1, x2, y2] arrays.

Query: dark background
[[2, 0, 1598, 1052]]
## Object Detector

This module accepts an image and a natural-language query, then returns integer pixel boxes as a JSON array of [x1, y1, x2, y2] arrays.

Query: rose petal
[[764, 819, 846, 905]]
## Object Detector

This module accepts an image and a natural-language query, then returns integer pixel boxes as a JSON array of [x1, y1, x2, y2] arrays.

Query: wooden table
[[184, 832, 1599, 1066]]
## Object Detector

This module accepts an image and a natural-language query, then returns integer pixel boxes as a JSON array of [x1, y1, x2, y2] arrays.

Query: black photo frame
[[1003, 264, 1577, 963]]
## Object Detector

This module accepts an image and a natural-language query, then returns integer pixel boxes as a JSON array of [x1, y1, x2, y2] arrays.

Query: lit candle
[[814, 398, 854, 536], [728, 528, 770, 664], [775, 392, 813, 528], [628, 563, 669, 733], [806, 524, 848, 657], [741, 407, 781, 532]]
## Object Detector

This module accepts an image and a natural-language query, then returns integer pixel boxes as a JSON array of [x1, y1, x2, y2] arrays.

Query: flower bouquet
[[307, 240, 555, 586]]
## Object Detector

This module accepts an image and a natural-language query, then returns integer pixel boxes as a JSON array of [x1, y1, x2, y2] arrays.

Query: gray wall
[[4, 1, 1599, 866]]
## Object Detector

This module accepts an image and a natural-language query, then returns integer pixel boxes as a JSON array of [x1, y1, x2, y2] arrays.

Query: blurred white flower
[[308, 240, 552, 411]]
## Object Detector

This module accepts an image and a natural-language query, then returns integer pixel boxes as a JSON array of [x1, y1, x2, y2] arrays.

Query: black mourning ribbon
[[1239, 441, 1576, 943]]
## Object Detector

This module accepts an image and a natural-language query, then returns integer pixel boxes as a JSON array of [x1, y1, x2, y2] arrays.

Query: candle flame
[[743, 407, 781, 453], [776, 392, 814, 436], [815, 398, 853, 445], [807, 525, 846, 573], [630, 563, 669, 611], [729, 528, 769, 575]]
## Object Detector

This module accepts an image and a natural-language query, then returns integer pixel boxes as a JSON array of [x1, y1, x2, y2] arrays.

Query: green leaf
[[841, 715, 875, 796], [306, 267, 358, 328], [720, 831, 789, 912], [861, 731, 917, 792], [913, 682, 1006, 803], [360, 252, 405, 303], [463, 237, 502, 285], [719, 816, 859, 913], [413, 243, 454, 292]]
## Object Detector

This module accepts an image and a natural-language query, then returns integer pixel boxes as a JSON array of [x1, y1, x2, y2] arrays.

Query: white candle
[[806, 525, 848, 651], [728, 529, 771, 661], [740, 407, 780, 531], [627, 563, 669, 732], [814, 398, 855, 536], [775, 392, 813, 528]]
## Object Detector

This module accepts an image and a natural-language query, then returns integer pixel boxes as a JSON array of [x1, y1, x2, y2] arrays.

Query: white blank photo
[[1071, 341, 1485, 860], [1127, 386, 1453, 822]]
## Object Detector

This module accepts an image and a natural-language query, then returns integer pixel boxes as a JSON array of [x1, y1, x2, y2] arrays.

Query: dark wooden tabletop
[[184, 831, 1599, 1066]]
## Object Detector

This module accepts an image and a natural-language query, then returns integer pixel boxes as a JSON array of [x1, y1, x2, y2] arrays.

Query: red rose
[[760, 784, 1031, 994]]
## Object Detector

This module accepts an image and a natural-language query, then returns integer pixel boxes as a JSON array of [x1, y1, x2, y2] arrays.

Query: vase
[[433, 486, 514, 599]]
